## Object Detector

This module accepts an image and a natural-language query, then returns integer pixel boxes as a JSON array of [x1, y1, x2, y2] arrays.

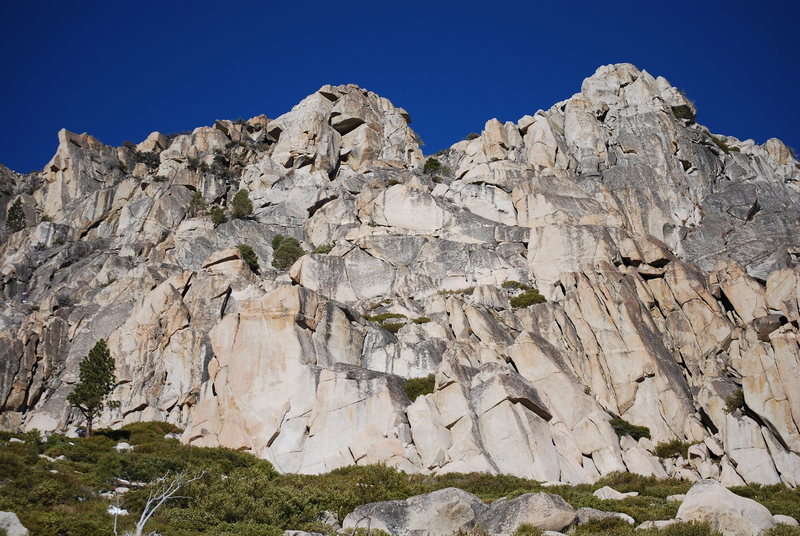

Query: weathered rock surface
[[676, 480, 776, 536], [0, 512, 29, 536], [342, 488, 487, 536], [1, 66, 799, 486]]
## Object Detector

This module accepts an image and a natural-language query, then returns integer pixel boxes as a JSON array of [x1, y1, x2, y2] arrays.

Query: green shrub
[[438, 287, 475, 296], [725, 389, 745, 412], [312, 244, 333, 254], [509, 288, 546, 308], [502, 280, 530, 290], [381, 322, 404, 333], [513, 523, 542, 536], [423, 157, 442, 175], [671, 105, 695, 121], [272, 236, 305, 271], [210, 207, 227, 226], [363, 312, 406, 322], [466, 133, 480, 140], [705, 131, 740, 154], [413, 317, 431, 324], [404, 374, 435, 401], [231, 189, 253, 219], [609, 418, 651, 440], [237, 244, 260, 274], [188, 191, 207, 217], [654, 439, 693, 459], [387, 179, 401, 186], [765, 525, 800, 536]]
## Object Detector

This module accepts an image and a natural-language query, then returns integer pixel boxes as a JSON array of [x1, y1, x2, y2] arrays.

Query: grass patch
[[438, 287, 475, 296], [725, 389, 745, 412], [509, 288, 546, 308], [412, 317, 431, 324]]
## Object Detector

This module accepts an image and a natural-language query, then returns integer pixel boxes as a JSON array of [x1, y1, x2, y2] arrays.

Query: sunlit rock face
[[1, 66, 799, 486]]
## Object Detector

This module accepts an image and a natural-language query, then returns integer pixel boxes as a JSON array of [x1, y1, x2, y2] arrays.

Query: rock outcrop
[[676, 479, 776, 536], [1, 64, 799, 487]]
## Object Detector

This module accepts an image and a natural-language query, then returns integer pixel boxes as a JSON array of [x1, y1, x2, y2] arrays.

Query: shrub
[[671, 105, 695, 122], [272, 236, 305, 271], [466, 133, 480, 140], [188, 191, 207, 217], [312, 244, 333, 254], [381, 322, 404, 333], [387, 179, 401, 186], [231, 189, 253, 219], [513, 524, 542, 536], [363, 313, 406, 323], [404, 374, 435, 401], [509, 288, 546, 308], [133, 150, 161, 168], [502, 280, 530, 290], [412, 317, 430, 324], [764, 527, 800, 536], [609, 418, 651, 441], [210, 207, 227, 226], [5, 198, 25, 233], [438, 287, 475, 296], [237, 244, 260, 274], [67, 339, 117, 437], [654, 439, 693, 459], [725, 388, 745, 412], [423, 157, 442, 175]]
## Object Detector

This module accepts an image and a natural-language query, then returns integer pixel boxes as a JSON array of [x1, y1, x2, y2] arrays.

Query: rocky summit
[[1, 63, 799, 488]]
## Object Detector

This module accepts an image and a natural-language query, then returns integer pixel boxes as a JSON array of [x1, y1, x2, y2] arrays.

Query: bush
[[413, 317, 430, 324], [312, 244, 333, 254], [466, 133, 480, 140], [725, 389, 745, 412], [210, 207, 227, 226], [671, 105, 695, 122], [363, 313, 406, 323], [653, 439, 694, 459], [404, 374, 435, 401], [513, 524, 542, 536], [271, 235, 305, 271], [423, 157, 442, 175], [237, 244, 260, 274], [231, 189, 253, 219], [188, 191, 207, 217], [609, 418, 651, 440], [509, 288, 546, 308]]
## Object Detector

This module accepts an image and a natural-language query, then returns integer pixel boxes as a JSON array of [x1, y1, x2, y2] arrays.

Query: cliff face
[[1, 65, 799, 487]]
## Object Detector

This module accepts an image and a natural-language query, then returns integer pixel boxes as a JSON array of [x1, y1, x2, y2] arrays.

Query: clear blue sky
[[1, 0, 798, 173]]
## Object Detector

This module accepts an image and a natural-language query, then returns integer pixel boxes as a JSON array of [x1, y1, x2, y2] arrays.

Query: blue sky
[[1, 0, 798, 173]]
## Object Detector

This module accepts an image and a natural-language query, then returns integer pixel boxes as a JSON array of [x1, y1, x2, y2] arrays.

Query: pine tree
[[5, 198, 25, 233], [67, 339, 116, 437]]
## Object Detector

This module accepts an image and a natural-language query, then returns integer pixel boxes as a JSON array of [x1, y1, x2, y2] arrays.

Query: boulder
[[0, 512, 29, 536], [342, 488, 487, 536], [676, 480, 776, 536], [476, 493, 577, 534], [576, 507, 634, 525], [593, 486, 639, 500]]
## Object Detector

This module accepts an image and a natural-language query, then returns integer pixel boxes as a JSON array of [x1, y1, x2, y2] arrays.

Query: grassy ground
[[0, 423, 798, 536]]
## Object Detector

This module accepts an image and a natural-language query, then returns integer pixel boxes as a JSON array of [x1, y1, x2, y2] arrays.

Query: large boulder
[[0, 512, 29, 536], [476, 493, 577, 534], [676, 480, 776, 536], [342, 488, 487, 536]]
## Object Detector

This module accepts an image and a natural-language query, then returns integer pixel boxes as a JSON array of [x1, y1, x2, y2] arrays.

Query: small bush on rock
[[188, 191, 207, 217], [231, 189, 253, 219], [423, 157, 442, 175], [5, 198, 25, 233], [609, 418, 651, 440], [404, 374, 435, 401], [509, 288, 546, 308], [725, 388, 745, 412], [654, 439, 693, 459], [210, 207, 227, 226], [271, 235, 305, 271]]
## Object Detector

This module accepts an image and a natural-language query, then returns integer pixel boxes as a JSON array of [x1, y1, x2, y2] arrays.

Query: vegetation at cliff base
[[67, 339, 117, 437], [237, 244, 260, 274], [0, 422, 799, 536], [609, 418, 651, 441]]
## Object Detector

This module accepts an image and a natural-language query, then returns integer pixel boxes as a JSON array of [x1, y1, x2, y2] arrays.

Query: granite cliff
[[1, 64, 799, 487]]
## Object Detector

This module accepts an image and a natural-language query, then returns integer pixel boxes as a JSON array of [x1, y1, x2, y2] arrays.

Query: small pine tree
[[67, 339, 116, 437], [187, 191, 207, 217], [6, 198, 26, 233], [209, 207, 227, 226], [231, 189, 253, 219]]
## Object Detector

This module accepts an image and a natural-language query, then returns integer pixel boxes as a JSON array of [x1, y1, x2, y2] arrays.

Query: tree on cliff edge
[[5, 198, 25, 233], [67, 339, 117, 437]]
